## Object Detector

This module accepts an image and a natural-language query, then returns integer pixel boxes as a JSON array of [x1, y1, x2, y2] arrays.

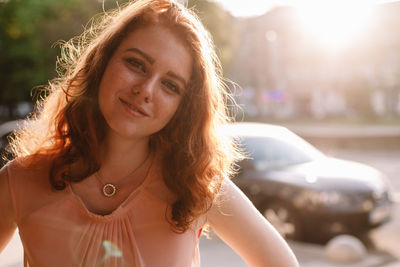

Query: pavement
[[200, 235, 400, 267], [290, 241, 400, 267], [280, 123, 400, 138]]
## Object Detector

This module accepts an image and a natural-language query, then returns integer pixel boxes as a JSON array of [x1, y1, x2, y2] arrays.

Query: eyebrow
[[125, 48, 155, 64]]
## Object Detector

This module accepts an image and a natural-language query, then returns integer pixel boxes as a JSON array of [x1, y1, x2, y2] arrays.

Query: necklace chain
[[95, 152, 151, 197]]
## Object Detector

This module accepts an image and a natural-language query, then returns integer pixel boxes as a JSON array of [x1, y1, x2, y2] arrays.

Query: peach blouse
[[6, 159, 202, 267]]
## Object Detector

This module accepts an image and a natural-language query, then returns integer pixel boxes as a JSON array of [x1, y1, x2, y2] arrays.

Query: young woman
[[0, 0, 299, 266]]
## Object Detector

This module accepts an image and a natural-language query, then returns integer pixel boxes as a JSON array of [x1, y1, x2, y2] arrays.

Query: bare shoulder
[[208, 178, 251, 215], [207, 178, 259, 232], [207, 178, 299, 267]]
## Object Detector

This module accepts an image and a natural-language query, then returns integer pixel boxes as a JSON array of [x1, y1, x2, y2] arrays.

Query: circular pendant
[[103, 183, 116, 197]]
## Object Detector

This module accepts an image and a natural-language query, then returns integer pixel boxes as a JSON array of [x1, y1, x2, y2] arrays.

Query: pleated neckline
[[66, 159, 154, 222]]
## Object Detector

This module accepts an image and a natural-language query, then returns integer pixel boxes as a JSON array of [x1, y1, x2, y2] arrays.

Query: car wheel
[[262, 201, 303, 240]]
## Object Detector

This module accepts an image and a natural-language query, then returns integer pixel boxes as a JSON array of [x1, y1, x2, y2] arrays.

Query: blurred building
[[228, 2, 400, 121]]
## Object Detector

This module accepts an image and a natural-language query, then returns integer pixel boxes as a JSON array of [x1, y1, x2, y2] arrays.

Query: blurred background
[[2, 0, 400, 124], [1, 0, 400, 266]]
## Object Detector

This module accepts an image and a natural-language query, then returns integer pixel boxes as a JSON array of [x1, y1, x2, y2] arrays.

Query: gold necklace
[[95, 152, 151, 197]]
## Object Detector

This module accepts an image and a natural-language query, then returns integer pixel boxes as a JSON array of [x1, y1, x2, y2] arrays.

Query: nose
[[132, 89, 150, 103], [131, 77, 156, 103]]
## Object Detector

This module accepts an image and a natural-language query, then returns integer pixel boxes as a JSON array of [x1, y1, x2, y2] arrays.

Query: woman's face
[[98, 23, 193, 140]]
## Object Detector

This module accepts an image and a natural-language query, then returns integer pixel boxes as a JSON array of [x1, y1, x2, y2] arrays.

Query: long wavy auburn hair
[[9, 0, 241, 233]]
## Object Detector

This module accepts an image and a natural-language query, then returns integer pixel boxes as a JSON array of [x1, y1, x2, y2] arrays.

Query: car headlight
[[294, 190, 372, 211]]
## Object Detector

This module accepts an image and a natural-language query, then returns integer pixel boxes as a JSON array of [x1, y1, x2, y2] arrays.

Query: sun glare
[[215, 0, 282, 17], [294, 0, 374, 50]]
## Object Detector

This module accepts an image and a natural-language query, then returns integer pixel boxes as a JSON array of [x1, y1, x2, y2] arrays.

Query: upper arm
[[0, 165, 17, 252], [207, 179, 299, 267]]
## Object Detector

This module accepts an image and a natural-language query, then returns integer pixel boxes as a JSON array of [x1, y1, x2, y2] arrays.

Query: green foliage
[[186, 0, 235, 75], [0, 0, 104, 115]]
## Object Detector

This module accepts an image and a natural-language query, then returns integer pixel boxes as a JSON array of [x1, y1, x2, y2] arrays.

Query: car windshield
[[239, 135, 325, 170]]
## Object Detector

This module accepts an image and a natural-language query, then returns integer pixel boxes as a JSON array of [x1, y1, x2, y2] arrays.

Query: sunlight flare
[[294, 0, 375, 49]]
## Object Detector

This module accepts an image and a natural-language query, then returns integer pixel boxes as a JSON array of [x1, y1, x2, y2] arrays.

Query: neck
[[99, 131, 151, 180]]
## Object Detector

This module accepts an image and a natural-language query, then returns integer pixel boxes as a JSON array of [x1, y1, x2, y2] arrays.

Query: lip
[[119, 97, 150, 117]]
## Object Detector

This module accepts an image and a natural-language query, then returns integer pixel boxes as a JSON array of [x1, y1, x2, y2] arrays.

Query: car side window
[[241, 137, 313, 170]]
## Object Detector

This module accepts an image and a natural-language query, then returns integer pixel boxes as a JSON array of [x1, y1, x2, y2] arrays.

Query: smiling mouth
[[119, 98, 149, 117]]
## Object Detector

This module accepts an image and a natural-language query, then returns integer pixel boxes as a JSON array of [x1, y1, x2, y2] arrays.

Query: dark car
[[222, 122, 393, 242]]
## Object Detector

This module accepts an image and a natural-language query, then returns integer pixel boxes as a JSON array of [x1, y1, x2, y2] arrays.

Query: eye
[[162, 80, 181, 95], [125, 58, 146, 73]]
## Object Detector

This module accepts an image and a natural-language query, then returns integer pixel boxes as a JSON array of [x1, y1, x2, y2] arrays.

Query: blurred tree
[[186, 0, 236, 76], [0, 0, 103, 118]]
